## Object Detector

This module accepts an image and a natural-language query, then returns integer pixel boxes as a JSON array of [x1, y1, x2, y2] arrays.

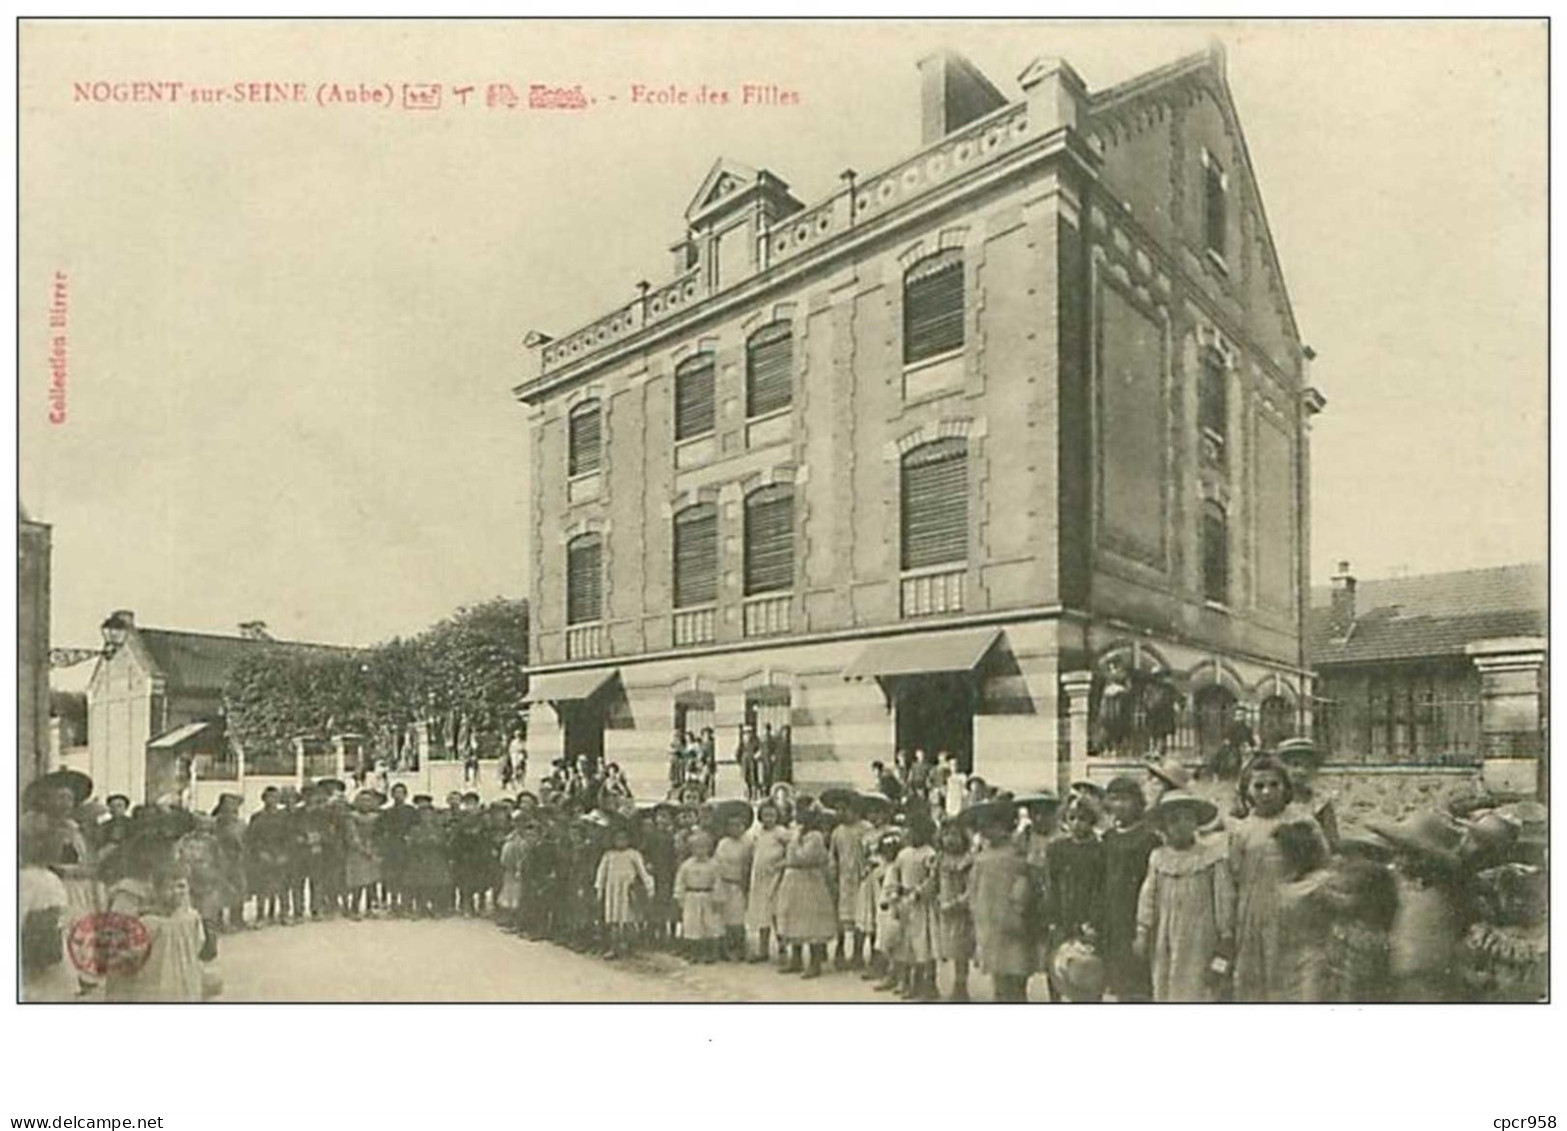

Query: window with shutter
[[744, 484, 794, 595], [568, 401, 602, 477], [674, 355, 716, 441], [1202, 501, 1228, 605], [746, 323, 793, 418], [673, 504, 719, 608], [566, 534, 603, 625], [900, 438, 968, 570], [903, 250, 965, 365]]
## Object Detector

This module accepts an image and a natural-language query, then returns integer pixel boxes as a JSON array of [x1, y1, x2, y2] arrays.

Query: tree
[[222, 598, 529, 766]]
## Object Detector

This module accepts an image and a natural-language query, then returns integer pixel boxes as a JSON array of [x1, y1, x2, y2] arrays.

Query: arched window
[[1202, 500, 1229, 605], [566, 533, 603, 625], [1194, 684, 1236, 766], [1198, 350, 1227, 459], [744, 484, 794, 595], [673, 503, 719, 608], [745, 323, 793, 418], [1259, 695, 1295, 749], [674, 354, 716, 442], [903, 249, 964, 364], [567, 400, 602, 477], [901, 437, 968, 570]]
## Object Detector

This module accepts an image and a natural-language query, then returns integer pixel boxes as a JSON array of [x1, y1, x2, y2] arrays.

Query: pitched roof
[[1087, 42, 1302, 352], [1309, 563, 1546, 666], [136, 628, 354, 695]]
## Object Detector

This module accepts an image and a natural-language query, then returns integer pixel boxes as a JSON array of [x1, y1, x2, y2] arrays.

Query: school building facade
[[514, 46, 1322, 798]]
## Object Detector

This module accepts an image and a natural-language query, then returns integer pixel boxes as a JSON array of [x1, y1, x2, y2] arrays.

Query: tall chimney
[[1329, 561, 1356, 634], [916, 50, 1007, 145]]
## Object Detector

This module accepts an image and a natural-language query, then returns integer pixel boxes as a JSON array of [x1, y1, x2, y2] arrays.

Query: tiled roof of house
[[137, 629, 354, 695], [1308, 563, 1546, 666]]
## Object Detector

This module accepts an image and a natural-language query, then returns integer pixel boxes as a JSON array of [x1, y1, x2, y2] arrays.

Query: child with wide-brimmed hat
[[1135, 790, 1234, 1002], [964, 798, 1034, 1002], [1366, 809, 1469, 1002]]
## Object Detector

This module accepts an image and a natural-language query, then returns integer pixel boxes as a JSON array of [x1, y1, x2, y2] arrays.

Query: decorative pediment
[[684, 157, 805, 230], [685, 158, 761, 223]]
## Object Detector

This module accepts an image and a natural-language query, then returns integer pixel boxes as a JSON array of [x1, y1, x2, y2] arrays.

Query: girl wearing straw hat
[[1135, 790, 1234, 1002]]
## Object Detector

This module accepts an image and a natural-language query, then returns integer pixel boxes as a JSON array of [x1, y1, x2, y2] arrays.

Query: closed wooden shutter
[[746, 323, 793, 418], [1202, 502, 1228, 604], [568, 401, 601, 476], [744, 485, 794, 595], [566, 534, 603, 624], [903, 250, 964, 364], [674, 355, 716, 441], [674, 504, 718, 608], [900, 438, 968, 570]]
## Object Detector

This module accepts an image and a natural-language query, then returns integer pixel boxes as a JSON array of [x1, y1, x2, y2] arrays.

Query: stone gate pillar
[[1466, 636, 1547, 798], [1060, 670, 1095, 795]]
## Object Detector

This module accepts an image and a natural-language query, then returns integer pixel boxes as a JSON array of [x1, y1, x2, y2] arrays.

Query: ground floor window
[[1258, 695, 1295, 749]]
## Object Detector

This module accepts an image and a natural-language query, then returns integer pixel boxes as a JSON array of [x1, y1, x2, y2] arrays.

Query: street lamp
[[100, 612, 132, 656], [48, 611, 135, 668]]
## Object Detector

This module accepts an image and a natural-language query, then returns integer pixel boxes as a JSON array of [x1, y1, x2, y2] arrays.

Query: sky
[[17, 19, 1547, 650]]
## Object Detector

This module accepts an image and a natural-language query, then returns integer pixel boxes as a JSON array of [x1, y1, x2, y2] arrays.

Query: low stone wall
[[1083, 759, 1490, 822], [1317, 765, 1488, 823]]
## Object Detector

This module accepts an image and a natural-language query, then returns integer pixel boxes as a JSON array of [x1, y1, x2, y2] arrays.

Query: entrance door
[[561, 702, 606, 768], [893, 674, 974, 773]]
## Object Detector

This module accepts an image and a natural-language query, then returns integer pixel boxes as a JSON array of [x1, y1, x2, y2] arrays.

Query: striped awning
[[524, 667, 619, 704], [147, 720, 216, 750], [843, 627, 1001, 681]]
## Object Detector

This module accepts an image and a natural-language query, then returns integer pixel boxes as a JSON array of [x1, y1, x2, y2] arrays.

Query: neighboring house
[[514, 46, 1321, 795], [86, 611, 350, 803], [18, 506, 52, 794], [1309, 562, 1546, 770]]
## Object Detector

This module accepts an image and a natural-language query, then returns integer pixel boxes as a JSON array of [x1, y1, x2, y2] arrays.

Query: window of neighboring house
[[673, 503, 719, 608], [900, 437, 968, 570], [1201, 501, 1229, 606], [674, 354, 717, 442], [902, 249, 964, 365], [567, 400, 602, 477], [566, 533, 603, 625], [745, 323, 793, 418], [743, 484, 794, 595], [1203, 151, 1228, 260], [1199, 350, 1227, 462]]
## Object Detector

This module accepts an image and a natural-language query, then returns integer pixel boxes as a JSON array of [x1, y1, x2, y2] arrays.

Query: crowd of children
[[17, 735, 1549, 1003]]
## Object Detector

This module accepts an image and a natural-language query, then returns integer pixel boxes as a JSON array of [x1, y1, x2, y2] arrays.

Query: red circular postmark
[[67, 911, 151, 977]]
